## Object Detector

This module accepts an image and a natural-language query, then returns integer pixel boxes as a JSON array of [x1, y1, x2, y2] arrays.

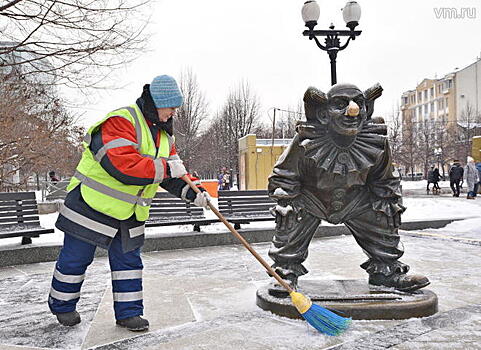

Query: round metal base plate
[[256, 279, 438, 320]]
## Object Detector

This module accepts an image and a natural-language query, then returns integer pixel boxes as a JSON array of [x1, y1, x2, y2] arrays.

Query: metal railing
[[41, 178, 70, 202]]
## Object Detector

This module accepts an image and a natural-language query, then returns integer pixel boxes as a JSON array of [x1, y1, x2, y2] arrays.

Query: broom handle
[[182, 175, 294, 293]]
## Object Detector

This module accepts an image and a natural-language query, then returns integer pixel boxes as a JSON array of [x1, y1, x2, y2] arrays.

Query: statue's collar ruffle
[[297, 122, 386, 175]]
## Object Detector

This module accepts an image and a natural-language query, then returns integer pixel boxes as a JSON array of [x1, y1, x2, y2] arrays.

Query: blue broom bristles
[[301, 303, 351, 336]]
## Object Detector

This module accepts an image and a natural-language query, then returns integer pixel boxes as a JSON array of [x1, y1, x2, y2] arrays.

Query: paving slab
[[82, 277, 195, 349], [1, 233, 481, 349]]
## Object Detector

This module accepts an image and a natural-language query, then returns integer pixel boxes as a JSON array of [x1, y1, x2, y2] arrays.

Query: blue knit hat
[[149, 75, 183, 108]]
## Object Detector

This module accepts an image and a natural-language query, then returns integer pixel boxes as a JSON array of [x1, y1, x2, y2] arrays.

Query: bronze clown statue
[[268, 83, 429, 293]]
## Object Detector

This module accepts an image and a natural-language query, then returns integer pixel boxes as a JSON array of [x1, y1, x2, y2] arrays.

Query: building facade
[[238, 134, 291, 190], [400, 58, 481, 176], [456, 58, 481, 125], [401, 74, 456, 134]]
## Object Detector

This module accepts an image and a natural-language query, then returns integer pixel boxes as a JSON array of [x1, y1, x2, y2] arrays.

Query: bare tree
[[416, 119, 432, 177], [0, 72, 83, 191], [218, 80, 261, 171], [386, 104, 403, 167], [400, 116, 417, 179], [275, 104, 303, 139], [193, 114, 229, 178], [175, 68, 209, 169], [191, 80, 261, 178], [0, 0, 152, 88]]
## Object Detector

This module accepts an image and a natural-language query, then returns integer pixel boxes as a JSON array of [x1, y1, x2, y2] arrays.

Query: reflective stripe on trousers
[[48, 233, 143, 320]]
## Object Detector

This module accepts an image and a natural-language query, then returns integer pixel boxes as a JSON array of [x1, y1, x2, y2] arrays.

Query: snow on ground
[[402, 196, 480, 221], [421, 217, 481, 240], [401, 179, 443, 190], [0, 194, 480, 249]]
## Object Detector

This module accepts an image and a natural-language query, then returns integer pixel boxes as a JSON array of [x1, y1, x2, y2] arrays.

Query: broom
[[182, 176, 351, 336]]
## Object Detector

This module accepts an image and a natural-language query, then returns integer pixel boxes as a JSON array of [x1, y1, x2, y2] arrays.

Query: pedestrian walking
[[473, 162, 481, 197], [449, 160, 464, 197], [47, 75, 211, 331], [48, 171, 60, 185], [464, 156, 480, 199], [426, 166, 441, 194], [433, 167, 441, 193], [222, 169, 231, 190]]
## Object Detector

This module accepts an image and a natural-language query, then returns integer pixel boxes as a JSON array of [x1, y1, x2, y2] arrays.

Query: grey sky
[[74, 0, 481, 128]]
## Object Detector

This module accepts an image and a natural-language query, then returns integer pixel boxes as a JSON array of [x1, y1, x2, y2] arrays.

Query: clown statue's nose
[[345, 100, 359, 117]]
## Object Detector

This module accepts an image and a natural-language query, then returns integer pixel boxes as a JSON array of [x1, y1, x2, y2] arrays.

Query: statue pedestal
[[256, 279, 438, 320]]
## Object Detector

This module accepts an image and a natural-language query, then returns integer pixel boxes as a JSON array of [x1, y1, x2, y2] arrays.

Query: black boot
[[268, 273, 298, 298], [116, 316, 149, 331], [369, 273, 430, 292], [55, 311, 81, 326]]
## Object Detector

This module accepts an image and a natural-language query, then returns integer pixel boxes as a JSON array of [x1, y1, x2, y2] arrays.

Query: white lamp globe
[[342, 1, 361, 31], [302, 1, 320, 30]]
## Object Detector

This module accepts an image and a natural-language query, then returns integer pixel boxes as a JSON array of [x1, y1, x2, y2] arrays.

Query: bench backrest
[[148, 191, 205, 221], [218, 190, 275, 217], [0, 192, 41, 230]]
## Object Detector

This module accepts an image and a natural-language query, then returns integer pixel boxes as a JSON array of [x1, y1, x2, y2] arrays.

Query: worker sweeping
[[47, 75, 211, 331]]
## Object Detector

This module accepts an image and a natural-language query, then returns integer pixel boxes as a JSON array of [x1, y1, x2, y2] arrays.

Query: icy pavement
[[1, 229, 481, 349], [0, 190, 480, 349]]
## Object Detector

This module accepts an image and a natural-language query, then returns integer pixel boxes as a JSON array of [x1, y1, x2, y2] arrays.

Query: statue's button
[[328, 213, 341, 224], [337, 152, 349, 164], [332, 189, 346, 200], [331, 201, 343, 211]]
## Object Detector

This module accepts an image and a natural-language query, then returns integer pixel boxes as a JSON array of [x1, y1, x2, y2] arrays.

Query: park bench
[[218, 190, 275, 229], [146, 191, 218, 231], [0, 192, 55, 245]]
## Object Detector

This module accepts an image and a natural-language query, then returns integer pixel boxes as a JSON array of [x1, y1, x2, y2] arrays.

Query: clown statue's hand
[[270, 188, 301, 232]]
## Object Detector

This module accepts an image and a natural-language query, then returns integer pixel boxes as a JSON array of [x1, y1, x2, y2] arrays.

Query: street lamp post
[[301, 1, 362, 86], [433, 147, 444, 178]]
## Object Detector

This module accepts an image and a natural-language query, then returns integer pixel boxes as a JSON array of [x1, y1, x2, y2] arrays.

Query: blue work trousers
[[48, 233, 143, 320]]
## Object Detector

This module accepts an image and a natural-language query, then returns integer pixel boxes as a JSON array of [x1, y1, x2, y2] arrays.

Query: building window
[[424, 104, 428, 115], [423, 90, 428, 100], [439, 99, 444, 110], [445, 98, 449, 108], [403, 96, 408, 105], [418, 92, 422, 103], [430, 102, 435, 113], [430, 87, 434, 98]]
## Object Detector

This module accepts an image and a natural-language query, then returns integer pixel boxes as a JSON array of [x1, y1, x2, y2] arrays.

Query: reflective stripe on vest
[[94, 138, 139, 162], [83, 114, 133, 147], [68, 104, 173, 223], [129, 224, 145, 238], [74, 171, 152, 207], [124, 106, 143, 149], [60, 204, 118, 237]]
